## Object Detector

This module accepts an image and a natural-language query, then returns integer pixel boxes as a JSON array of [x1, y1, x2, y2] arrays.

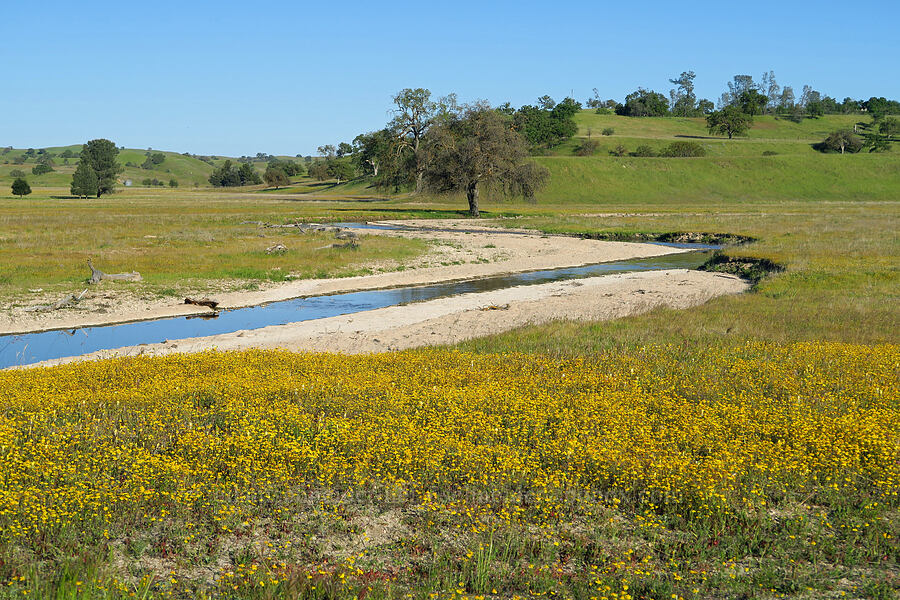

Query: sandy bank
[[26, 269, 748, 368], [1, 220, 686, 335]]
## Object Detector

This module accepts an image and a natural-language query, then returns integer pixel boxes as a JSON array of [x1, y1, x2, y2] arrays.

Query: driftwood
[[88, 259, 142, 284], [266, 243, 288, 254], [24, 289, 88, 312], [184, 297, 219, 309]]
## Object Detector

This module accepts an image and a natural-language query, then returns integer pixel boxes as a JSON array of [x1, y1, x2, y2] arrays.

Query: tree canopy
[[76, 139, 122, 197], [209, 161, 261, 187], [422, 104, 548, 217], [706, 107, 753, 139], [616, 88, 669, 117], [818, 130, 863, 154], [70, 160, 99, 198], [512, 97, 581, 149], [11, 178, 31, 198], [263, 165, 290, 189]]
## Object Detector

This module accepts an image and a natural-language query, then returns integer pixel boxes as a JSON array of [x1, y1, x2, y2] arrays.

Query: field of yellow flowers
[[0, 343, 897, 599]]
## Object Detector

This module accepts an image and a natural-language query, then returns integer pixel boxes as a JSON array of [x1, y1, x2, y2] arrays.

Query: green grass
[[533, 152, 900, 204], [0, 190, 433, 303], [573, 112, 867, 142]]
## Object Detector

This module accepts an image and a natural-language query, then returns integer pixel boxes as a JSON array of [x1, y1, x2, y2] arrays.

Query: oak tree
[[422, 105, 549, 217]]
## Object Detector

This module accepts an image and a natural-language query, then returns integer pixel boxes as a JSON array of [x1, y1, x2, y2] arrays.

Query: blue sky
[[4, 0, 898, 156]]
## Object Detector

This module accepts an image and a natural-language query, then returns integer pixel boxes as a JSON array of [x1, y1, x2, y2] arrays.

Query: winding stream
[[0, 229, 719, 368]]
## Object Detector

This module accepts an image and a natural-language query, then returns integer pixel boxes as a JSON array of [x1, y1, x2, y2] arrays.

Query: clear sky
[[4, 0, 898, 156]]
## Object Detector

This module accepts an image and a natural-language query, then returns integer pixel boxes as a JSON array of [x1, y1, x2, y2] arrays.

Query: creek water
[[0, 229, 718, 368]]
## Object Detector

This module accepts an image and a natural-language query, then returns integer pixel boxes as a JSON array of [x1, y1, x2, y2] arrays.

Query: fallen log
[[24, 289, 88, 312], [184, 297, 219, 310], [88, 259, 142, 284]]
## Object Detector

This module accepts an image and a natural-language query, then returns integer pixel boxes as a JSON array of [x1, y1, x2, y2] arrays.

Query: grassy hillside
[[0, 146, 219, 188], [533, 152, 900, 204]]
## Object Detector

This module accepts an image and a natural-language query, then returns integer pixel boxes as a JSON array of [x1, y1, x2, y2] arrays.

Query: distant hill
[[0, 145, 310, 190]]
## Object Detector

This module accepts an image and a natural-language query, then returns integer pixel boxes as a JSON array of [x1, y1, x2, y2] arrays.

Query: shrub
[[632, 145, 656, 157], [660, 141, 707, 157], [601, 127, 615, 136], [169, 179, 178, 188], [574, 139, 600, 156], [762, 150, 778, 156], [9, 169, 25, 178], [31, 164, 54, 176], [610, 144, 628, 157]]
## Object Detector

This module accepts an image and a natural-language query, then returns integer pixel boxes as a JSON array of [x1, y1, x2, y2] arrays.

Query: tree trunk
[[467, 182, 479, 217], [415, 170, 424, 194]]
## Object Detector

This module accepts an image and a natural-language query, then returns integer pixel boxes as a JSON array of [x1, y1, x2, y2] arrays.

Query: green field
[[1, 112, 898, 599]]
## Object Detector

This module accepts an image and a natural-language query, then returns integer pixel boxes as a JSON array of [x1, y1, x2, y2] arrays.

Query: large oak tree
[[421, 104, 548, 217]]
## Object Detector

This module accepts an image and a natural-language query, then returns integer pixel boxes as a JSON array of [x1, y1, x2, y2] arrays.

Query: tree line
[[587, 70, 900, 120]]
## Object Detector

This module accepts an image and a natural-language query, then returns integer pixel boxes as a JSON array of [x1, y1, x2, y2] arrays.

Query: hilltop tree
[[263, 165, 290, 189], [738, 89, 769, 116], [422, 104, 549, 217], [70, 160, 99, 198], [78, 139, 122, 197], [11, 178, 31, 198], [761, 70, 780, 111], [668, 71, 697, 116], [707, 106, 753, 139], [616, 88, 669, 116], [513, 97, 581, 149]]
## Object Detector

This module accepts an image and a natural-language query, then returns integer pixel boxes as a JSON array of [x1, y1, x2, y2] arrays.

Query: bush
[[762, 150, 778, 156], [574, 139, 600, 156], [610, 144, 628, 157], [659, 141, 707, 157], [601, 128, 615, 136], [632, 145, 656, 157], [31, 164, 54, 176], [169, 179, 178, 188], [9, 169, 26, 178]]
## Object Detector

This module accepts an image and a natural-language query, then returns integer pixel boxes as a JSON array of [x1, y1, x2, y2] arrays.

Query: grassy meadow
[[0, 112, 898, 598]]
